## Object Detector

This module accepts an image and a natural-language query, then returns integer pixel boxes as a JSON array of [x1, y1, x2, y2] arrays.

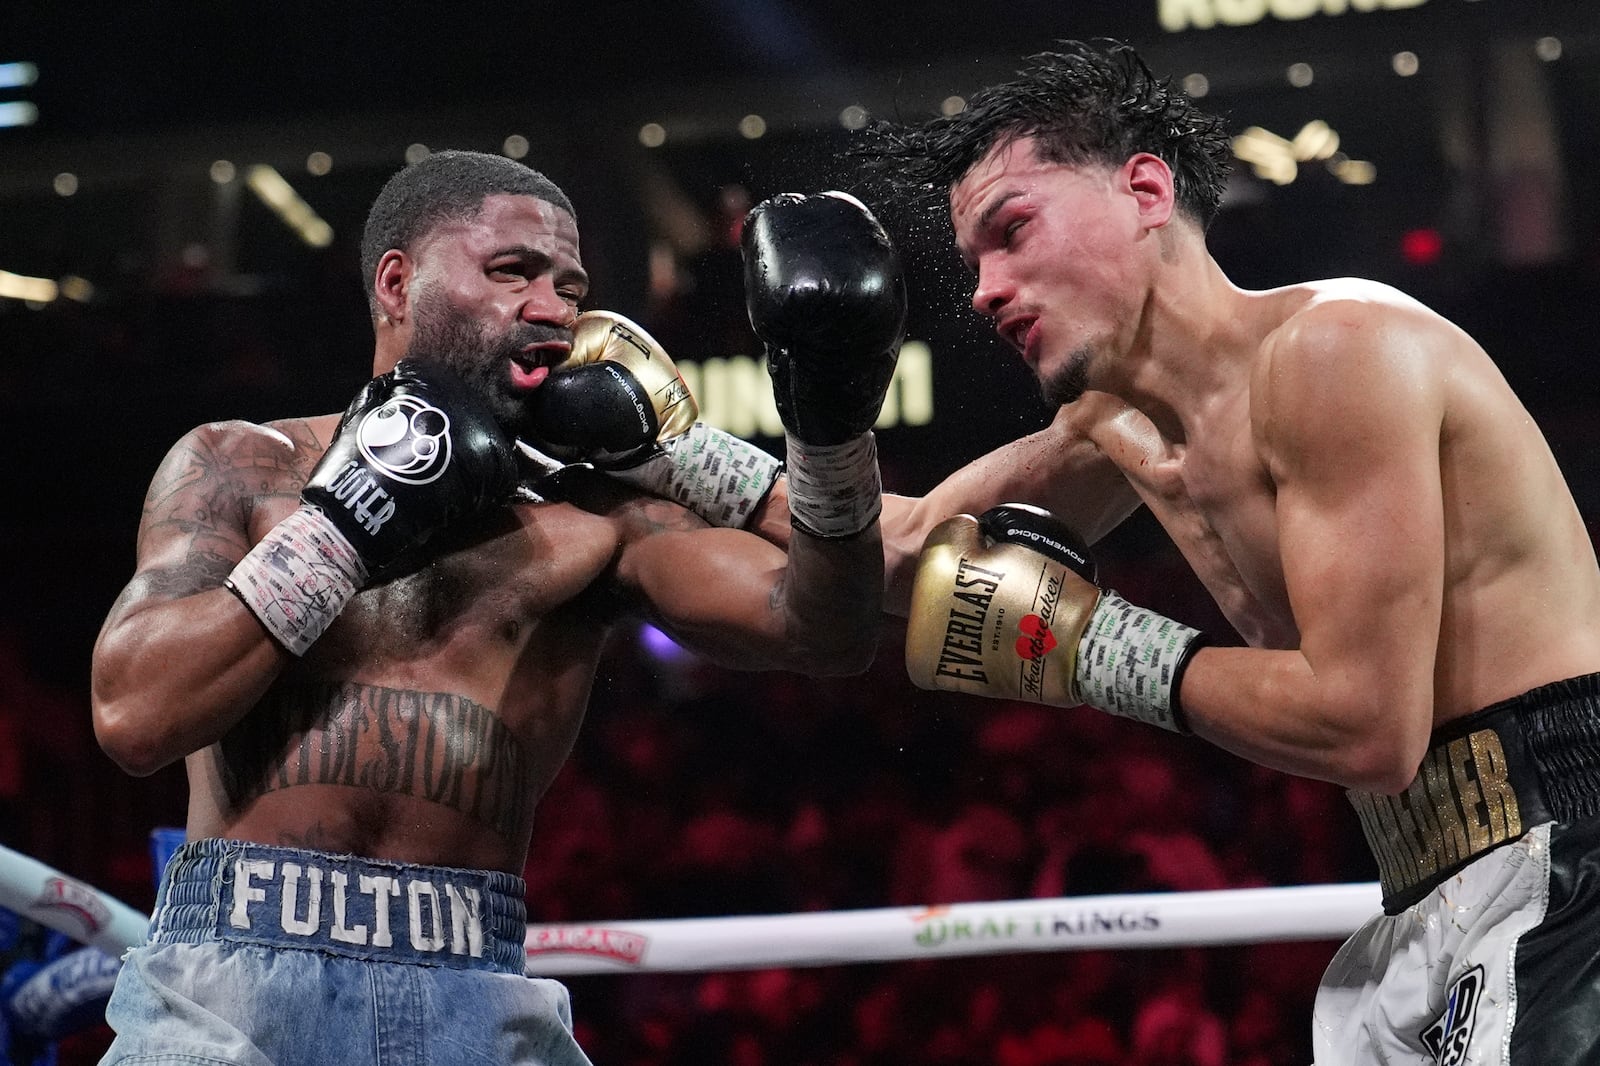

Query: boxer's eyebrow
[[976, 190, 1024, 236], [490, 244, 590, 292], [958, 190, 1025, 272]]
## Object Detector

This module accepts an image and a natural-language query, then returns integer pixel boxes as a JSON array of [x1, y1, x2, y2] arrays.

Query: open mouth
[[509, 358, 549, 390], [509, 340, 570, 390], [1001, 316, 1036, 356]]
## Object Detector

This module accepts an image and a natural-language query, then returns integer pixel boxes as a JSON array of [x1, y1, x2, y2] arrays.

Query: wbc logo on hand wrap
[[356, 397, 453, 484]]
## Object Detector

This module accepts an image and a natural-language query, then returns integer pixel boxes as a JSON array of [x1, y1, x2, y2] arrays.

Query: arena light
[[1291, 120, 1339, 162], [58, 275, 94, 303], [1401, 228, 1443, 266], [1332, 158, 1377, 185], [0, 101, 38, 129], [1232, 125, 1298, 185], [0, 270, 58, 302], [245, 165, 334, 248], [1234, 122, 1371, 186], [0, 62, 38, 90]]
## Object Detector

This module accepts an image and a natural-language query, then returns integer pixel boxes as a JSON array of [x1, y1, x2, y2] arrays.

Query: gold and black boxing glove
[[905, 504, 1204, 733], [522, 309, 782, 528], [524, 309, 699, 465]]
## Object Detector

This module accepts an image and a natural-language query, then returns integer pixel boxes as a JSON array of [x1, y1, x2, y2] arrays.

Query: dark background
[[1, 2, 1597, 1063]]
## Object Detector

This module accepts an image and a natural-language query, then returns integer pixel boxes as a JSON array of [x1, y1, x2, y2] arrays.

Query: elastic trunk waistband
[[1348, 673, 1600, 914], [146, 839, 529, 974]]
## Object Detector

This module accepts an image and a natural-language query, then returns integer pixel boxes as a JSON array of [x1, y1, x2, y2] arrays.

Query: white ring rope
[[523, 882, 1382, 974], [1, 842, 1382, 979], [0, 843, 152, 957]]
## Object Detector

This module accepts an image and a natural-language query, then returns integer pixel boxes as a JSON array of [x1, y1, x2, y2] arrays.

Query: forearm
[[1179, 646, 1433, 792], [750, 482, 950, 619], [91, 588, 291, 776], [779, 524, 885, 675]]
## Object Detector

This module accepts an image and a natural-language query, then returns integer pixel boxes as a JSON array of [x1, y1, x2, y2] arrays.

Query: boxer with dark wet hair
[[754, 40, 1600, 1064]]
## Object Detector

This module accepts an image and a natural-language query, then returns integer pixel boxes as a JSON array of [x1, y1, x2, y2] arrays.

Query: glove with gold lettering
[[905, 504, 1205, 733], [225, 360, 518, 655], [524, 309, 783, 528]]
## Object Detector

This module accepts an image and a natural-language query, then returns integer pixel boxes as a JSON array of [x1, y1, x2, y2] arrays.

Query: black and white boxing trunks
[[1315, 673, 1600, 1065]]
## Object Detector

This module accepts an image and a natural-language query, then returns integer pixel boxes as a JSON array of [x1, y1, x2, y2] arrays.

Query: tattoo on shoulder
[[139, 426, 306, 557]]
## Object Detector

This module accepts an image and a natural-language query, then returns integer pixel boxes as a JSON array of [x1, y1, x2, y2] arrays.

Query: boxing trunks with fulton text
[[145, 838, 530, 972]]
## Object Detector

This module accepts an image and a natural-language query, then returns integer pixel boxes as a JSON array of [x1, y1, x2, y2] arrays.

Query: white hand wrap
[[1074, 591, 1202, 733], [783, 431, 882, 539], [610, 423, 782, 528], [224, 507, 368, 656]]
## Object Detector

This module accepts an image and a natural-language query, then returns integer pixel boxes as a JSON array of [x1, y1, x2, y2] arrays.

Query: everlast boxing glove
[[905, 504, 1206, 733], [742, 190, 906, 538], [225, 360, 519, 655], [524, 310, 698, 466], [522, 310, 782, 528]]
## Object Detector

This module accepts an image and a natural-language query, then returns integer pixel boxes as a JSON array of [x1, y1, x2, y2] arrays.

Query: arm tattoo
[[628, 496, 710, 536], [221, 681, 537, 843], [138, 427, 306, 559], [122, 550, 240, 606]]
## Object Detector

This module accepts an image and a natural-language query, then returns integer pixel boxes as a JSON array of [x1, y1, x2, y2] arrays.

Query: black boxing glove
[[742, 190, 906, 537], [523, 310, 698, 468], [225, 360, 518, 654]]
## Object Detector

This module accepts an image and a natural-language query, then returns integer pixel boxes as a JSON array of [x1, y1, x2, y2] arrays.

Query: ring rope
[[0, 843, 152, 957], [1, 843, 1380, 978], [522, 881, 1381, 974]]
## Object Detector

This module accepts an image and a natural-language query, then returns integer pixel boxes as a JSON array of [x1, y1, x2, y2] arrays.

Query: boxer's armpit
[[221, 681, 535, 842]]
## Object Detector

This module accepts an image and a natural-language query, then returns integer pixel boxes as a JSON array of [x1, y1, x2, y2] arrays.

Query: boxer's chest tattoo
[[221, 681, 534, 841]]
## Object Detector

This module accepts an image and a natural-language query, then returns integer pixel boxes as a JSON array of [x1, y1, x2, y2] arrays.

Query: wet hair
[[868, 40, 1232, 229], [359, 149, 577, 317]]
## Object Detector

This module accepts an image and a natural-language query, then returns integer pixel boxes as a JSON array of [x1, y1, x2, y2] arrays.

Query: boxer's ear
[[1123, 153, 1175, 231], [373, 250, 413, 324]]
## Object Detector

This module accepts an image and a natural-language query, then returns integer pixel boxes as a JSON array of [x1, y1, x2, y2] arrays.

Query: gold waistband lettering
[[1349, 728, 1524, 902]]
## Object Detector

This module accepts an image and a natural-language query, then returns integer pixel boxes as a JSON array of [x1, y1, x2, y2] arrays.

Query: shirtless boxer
[[88, 151, 905, 1065], [858, 40, 1600, 1065]]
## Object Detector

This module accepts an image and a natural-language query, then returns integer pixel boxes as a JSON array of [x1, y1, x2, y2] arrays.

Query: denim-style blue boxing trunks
[[99, 839, 594, 1065]]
